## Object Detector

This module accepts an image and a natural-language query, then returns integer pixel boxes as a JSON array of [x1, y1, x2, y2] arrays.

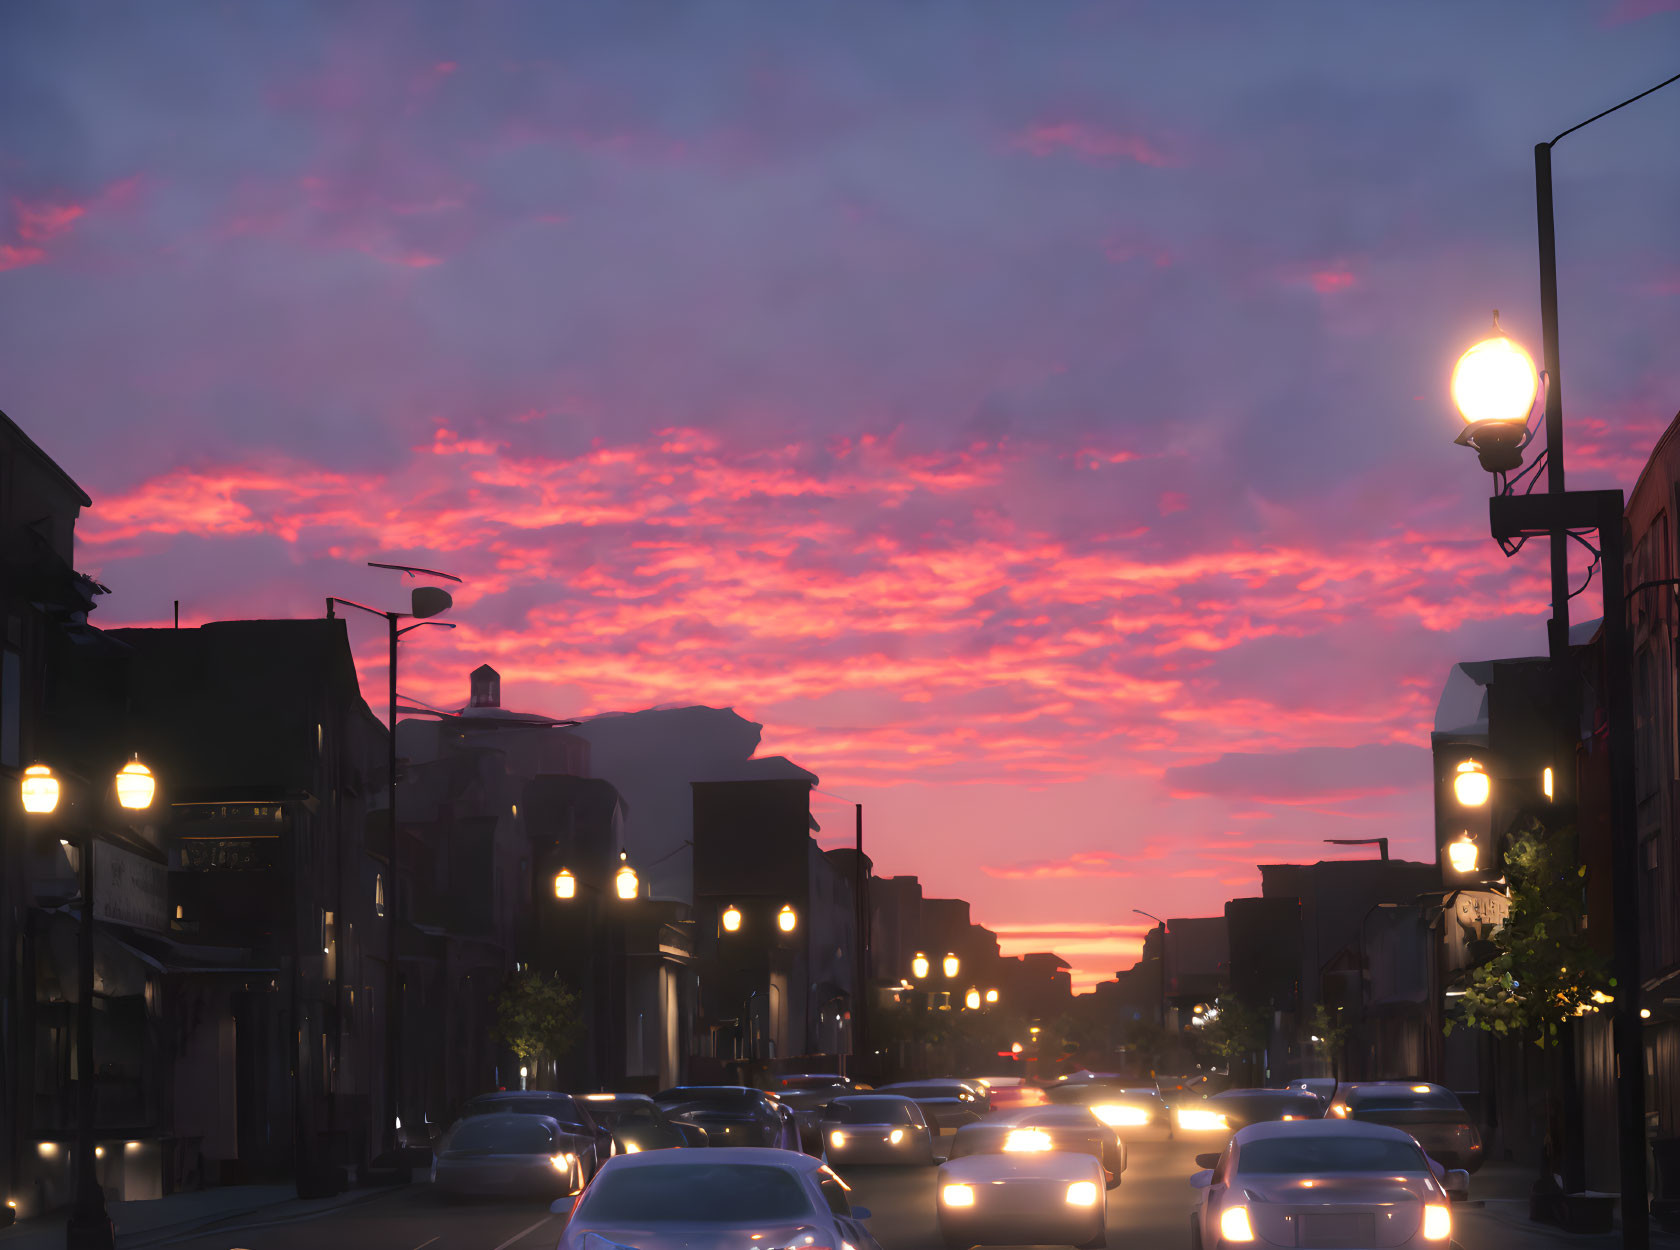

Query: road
[[155, 1137, 1563, 1250]]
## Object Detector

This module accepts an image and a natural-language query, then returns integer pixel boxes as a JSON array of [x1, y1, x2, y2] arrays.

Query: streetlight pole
[[1133, 910, 1169, 1034], [1454, 73, 1680, 1250], [326, 562, 459, 1161], [854, 803, 867, 1077]]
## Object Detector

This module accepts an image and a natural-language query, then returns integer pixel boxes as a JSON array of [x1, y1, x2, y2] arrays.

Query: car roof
[[453, 1111, 564, 1128], [468, 1090, 573, 1099], [658, 1085, 762, 1096], [830, 1093, 915, 1104], [1231, 1119, 1423, 1144], [602, 1146, 823, 1172], [582, 1092, 653, 1103]]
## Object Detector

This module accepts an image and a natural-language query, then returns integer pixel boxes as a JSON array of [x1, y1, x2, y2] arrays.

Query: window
[[576, 1164, 814, 1223], [816, 1169, 852, 1216], [375, 874, 386, 918], [1, 647, 19, 768]]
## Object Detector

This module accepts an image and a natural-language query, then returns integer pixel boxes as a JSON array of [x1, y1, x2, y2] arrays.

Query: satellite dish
[[411, 586, 453, 619]]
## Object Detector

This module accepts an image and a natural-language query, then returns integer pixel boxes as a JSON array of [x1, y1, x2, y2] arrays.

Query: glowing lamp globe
[[722, 905, 742, 932], [1452, 336, 1538, 426], [777, 904, 798, 933], [21, 764, 60, 815], [965, 988, 981, 1010], [115, 759, 156, 810], [943, 953, 960, 979], [912, 953, 930, 979], [1453, 760, 1490, 807], [985, 988, 999, 1004], [615, 864, 639, 900], [1447, 835, 1479, 875], [554, 869, 576, 900]]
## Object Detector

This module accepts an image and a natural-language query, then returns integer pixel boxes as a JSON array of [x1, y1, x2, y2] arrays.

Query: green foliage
[[1446, 821, 1608, 1048], [1308, 1003, 1349, 1066], [1197, 996, 1268, 1062], [492, 968, 583, 1064]]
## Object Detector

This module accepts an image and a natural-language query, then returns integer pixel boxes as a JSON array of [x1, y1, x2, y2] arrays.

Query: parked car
[[430, 1112, 590, 1198], [820, 1094, 937, 1166], [452, 1090, 611, 1180], [652, 1085, 802, 1149], [1189, 1119, 1468, 1250], [877, 1079, 989, 1132], [1328, 1081, 1484, 1172], [580, 1093, 709, 1151], [552, 1149, 882, 1250]]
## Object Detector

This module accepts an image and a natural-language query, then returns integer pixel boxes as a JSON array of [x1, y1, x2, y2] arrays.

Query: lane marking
[[488, 1214, 554, 1250], [412, 1238, 441, 1250]]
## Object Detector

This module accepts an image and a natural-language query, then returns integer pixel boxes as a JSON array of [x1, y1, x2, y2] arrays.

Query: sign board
[[1443, 889, 1510, 973], [95, 841, 169, 933]]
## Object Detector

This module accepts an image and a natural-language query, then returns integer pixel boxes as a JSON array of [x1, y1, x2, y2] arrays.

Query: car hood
[[565, 1222, 830, 1250]]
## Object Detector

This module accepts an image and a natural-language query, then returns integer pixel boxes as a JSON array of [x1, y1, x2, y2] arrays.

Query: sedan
[[772, 1075, 861, 1152], [580, 1093, 708, 1152], [947, 1108, 1124, 1190], [938, 1133, 1107, 1249], [652, 1086, 801, 1150], [1329, 1081, 1484, 1173], [454, 1091, 611, 1180], [552, 1149, 881, 1250], [877, 1080, 989, 1132], [1045, 1081, 1174, 1138], [431, 1113, 587, 1198], [1176, 1088, 1325, 1135], [1190, 1120, 1469, 1250], [820, 1095, 937, 1166]]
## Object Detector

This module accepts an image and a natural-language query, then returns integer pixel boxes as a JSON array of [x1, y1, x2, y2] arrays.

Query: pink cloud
[[1008, 121, 1178, 168]]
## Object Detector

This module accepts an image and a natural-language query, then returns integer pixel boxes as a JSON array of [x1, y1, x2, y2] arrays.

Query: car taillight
[[1220, 1206, 1255, 1242], [1423, 1204, 1452, 1241]]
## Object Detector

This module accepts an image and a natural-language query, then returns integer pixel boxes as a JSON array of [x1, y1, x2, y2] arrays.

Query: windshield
[[884, 1084, 967, 1099], [826, 1098, 921, 1125], [592, 1103, 658, 1128], [1237, 1136, 1431, 1175], [1353, 1090, 1464, 1111], [661, 1091, 766, 1113], [462, 1096, 589, 1129], [577, 1163, 816, 1222], [779, 1076, 846, 1090], [445, 1118, 556, 1154], [1213, 1092, 1322, 1118]]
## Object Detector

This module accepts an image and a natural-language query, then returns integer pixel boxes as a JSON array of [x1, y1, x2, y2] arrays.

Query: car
[[947, 1107, 1124, 1189], [878, 1079, 990, 1132], [579, 1092, 710, 1152], [820, 1094, 937, 1166], [1175, 1087, 1325, 1135], [1156, 1072, 1227, 1105], [551, 1148, 882, 1250], [1189, 1119, 1469, 1250], [430, 1112, 589, 1198], [1327, 1081, 1484, 1172], [1045, 1081, 1174, 1137], [938, 1113, 1109, 1250], [1286, 1076, 1341, 1104], [652, 1085, 802, 1149], [771, 1074, 867, 1151], [451, 1090, 611, 1180]]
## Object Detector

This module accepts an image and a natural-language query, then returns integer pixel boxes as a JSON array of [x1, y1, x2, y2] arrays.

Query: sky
[[3, 1, 1678, 990]]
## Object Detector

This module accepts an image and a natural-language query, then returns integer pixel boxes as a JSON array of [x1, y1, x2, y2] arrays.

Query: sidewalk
[[0, 1181, 405, 1250], [1456, 1162, 1680, 1249]]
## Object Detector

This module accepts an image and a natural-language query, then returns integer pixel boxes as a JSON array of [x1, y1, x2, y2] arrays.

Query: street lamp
[[912, 952, 930, 980], [22, 756, 160, 1250], [965, 988, 981, 1010], [1452, 760, 1491, 808], [615, 859, 639, 901], [777, 904, 798, 933], [1452, 327, 1541, 473], [943, 953, 959, 979], [722, 905, 743, 933], [554, 869, 576, 900], [1447, 834, 1480, 876], [1446, 71, 1680, 1248], [327, 561, 461, 1161], [985, 988, 999, 1004]]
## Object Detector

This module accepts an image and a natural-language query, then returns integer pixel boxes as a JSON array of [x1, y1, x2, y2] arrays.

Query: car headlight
[[1220, 1205, 1255, 1242], [550, 1153, 573, 1171], [890, 1129, 904, 1144], [831, 1131, 847, 1148], [623, 1141, 641, 1154], [1091, 1104, 1149, 1127], [942, 1184, 975, 1207], [1176, 1108, 1228, 1131], [1329, 1103, 1349, 1118], [1423, 1204, 1452, 1241], [1065, 1181, 1099, 1207], [1003, 1128, 1054, 1152]]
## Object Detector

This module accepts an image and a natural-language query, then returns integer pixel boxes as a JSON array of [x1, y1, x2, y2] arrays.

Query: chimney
[[470, 664, 501, 709]]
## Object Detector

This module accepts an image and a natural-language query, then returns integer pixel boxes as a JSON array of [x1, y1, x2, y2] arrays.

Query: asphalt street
[[151, 1136, 1580, 1250]]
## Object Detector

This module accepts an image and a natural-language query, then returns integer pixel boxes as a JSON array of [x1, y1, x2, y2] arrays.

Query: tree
[[1198, 996, 1268, 1065], [1446, 821, 1609, 1047], [1307, 1003, 1349, 1072], [492, 969, 583, 1073]]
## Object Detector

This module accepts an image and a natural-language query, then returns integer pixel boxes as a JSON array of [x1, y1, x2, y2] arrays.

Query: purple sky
[[4, 1, 1677, 987]]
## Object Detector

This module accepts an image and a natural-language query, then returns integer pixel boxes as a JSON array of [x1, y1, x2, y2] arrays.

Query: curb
[[124, 1182, 410, 1249]]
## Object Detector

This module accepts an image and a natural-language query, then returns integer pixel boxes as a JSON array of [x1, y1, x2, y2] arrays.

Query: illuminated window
[[375, 874, 386, 918]]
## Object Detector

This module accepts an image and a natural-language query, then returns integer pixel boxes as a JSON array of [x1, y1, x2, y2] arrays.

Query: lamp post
[[22, 757, 159, 1250], [552, 852, 641, 1088], [1134, 909, 1169, 1032], [1450, 74, 1680, 1249], [327, 561, 460, 1159]]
